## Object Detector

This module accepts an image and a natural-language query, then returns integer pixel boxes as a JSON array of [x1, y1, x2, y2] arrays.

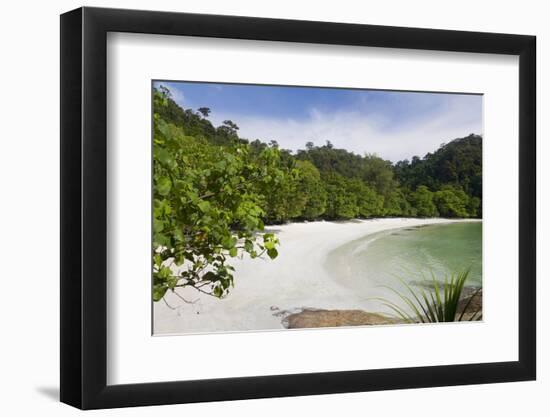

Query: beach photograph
[[152, 81, 483, 335]]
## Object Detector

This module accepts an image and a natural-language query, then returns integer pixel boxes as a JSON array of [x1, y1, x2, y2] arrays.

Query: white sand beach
[[154, 217, 476, 335]]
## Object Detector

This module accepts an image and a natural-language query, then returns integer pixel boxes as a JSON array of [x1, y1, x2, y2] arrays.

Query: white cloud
[[170, 88, 186, 108], [209, 96, 482, 162], [156, 82, 186, 108]]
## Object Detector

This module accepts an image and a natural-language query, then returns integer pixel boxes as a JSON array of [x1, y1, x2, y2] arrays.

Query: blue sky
[[154, 80, 482, 162]]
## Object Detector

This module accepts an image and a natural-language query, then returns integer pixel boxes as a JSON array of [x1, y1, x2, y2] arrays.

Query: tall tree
[[323, 173, 359, 219], [295, 160, 327, 220], [410, 185, 438, 217], [433, 185, 470, 218], [197, 107, 211, 118]]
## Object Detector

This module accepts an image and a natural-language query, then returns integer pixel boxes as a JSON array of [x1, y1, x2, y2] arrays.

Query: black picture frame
[[60, 6, 536, 410]]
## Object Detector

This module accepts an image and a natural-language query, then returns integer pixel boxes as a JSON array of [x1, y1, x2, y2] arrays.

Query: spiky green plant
[[377, 269, 482, 323]]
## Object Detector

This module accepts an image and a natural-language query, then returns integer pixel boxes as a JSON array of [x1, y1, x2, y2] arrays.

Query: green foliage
[[151, 85, 483, 302], [409, 185, 438, 217], [467, 196, 481, 217], [346, 178, 384, 218], [295, 142, 366, 178], [152, 88, 282, 302], [155, 86, 217, 140], [394, 134, 482, 202], [377, 270, 482, 323], [260, 166, 303, 223], [295, 145, 398, 198], [323, 173, 359, 219], [383, 188, 413, 217], [361, 154, 398, 198], [296, 138, 481, 219], [433, 185, 470, 218], [295, 160, 327, 220]]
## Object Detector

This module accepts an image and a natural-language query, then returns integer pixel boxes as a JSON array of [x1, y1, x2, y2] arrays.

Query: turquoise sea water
[[325, 222, 482, 297]]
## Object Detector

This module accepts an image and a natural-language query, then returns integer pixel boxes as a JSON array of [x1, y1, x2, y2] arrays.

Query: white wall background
[[0, 0, 546, 415]]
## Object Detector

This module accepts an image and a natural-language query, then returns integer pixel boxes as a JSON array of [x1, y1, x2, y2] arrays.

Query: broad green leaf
[[152, 285, 167, 302], [156, 176, 172, 196]]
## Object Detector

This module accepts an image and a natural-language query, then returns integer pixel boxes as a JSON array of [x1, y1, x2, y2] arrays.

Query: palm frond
[[377, 268, 481, 323]]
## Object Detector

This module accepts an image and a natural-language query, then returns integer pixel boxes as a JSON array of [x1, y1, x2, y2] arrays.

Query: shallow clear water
[[325, 222, 482, 297]]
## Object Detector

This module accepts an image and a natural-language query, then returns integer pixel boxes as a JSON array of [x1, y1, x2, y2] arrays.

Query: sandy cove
[[154, 217, 477, 335]]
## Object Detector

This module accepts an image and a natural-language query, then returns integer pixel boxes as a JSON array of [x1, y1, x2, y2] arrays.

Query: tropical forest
[[152, 84, 483, 332]]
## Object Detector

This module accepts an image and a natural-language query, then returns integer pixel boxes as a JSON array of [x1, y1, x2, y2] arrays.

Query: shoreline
[[154, 217, 481, 335]]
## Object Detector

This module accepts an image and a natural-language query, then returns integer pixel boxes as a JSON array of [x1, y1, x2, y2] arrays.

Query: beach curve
[[154, 217, 476, 335]]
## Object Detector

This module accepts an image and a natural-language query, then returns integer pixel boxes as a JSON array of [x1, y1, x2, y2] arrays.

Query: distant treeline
[[154, 86, 481, 225]]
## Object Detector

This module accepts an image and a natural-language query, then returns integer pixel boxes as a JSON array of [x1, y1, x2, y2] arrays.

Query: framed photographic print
[[60, 6, 536, 409]]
